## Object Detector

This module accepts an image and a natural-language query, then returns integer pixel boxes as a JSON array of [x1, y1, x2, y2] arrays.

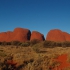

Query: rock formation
[[0, 28, 70, 42], [63, 32, 70, 41], [0, 28, 31, 42], [30, 31, 45, 41], [46, 29, 70, 42]]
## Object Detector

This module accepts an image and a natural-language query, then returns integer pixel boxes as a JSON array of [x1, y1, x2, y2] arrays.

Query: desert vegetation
[[1, 40, 70, 47], [0, 40, 70, 70]]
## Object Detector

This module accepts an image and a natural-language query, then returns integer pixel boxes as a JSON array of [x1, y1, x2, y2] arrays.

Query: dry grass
[[0, 45, 70, 70]]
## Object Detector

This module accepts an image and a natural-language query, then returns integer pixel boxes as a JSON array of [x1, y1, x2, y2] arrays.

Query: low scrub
[[43, 41, 56, 48], [0, 40, 70, 48], [30, 39, 40, 46], [21, 41, 30, 47]]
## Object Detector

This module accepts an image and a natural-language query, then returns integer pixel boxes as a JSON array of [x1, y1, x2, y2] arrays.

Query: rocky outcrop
[[63, 32, 70, 41], [46, 29, 70, 42], [1, 28, 70, 42], [0, 28, 31, 42], [30, 31, 45, 41]]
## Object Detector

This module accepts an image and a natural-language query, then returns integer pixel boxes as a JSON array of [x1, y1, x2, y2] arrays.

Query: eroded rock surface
[[0, 28, 31, 42], [30, 31, 45, 41], [46, 29, 70, 42]]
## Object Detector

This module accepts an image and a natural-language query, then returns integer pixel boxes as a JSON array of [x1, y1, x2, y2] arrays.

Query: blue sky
[[0, 0, 70, 38]]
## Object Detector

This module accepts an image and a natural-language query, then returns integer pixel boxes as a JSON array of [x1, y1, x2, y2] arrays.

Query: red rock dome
[[30, 31, 45, 41], [13, 28, 31, 42], [46, 29, 66, 42], [63, 32, 70, 41], [0, 31, 13, 42], [0, 28, 31, 42]]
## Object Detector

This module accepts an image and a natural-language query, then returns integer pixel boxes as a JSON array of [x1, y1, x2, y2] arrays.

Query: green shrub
[[56, 42, 63, 47], [0, 42, 11, 46], [0, 52, 7, 57], [30, 39, 40, 46], [6, 42, 11, 45], [43, 41, 56, 48], [0, 42, 2, 45], [1, 41, 7, 46], [11, 41, 21, 46], [62, 41, 70, 47], [32, 46, 40, 53], [32, 43, 43, 53], [21, 41, 30, 47]]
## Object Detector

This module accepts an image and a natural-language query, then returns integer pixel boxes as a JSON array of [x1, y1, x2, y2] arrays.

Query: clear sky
[[0, 0, 70, 38]]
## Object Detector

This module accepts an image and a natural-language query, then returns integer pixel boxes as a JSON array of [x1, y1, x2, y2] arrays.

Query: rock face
[[0, 28, 31, 42], [63, 32, 70, 41], [30, 31, 45, 41], [1, 28, 70, 42], [46, 29, 70, 42]]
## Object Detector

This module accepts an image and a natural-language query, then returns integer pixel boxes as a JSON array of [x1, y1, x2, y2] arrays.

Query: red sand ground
[[7, 60, 17, 66], [51, 54, 70, 70]]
